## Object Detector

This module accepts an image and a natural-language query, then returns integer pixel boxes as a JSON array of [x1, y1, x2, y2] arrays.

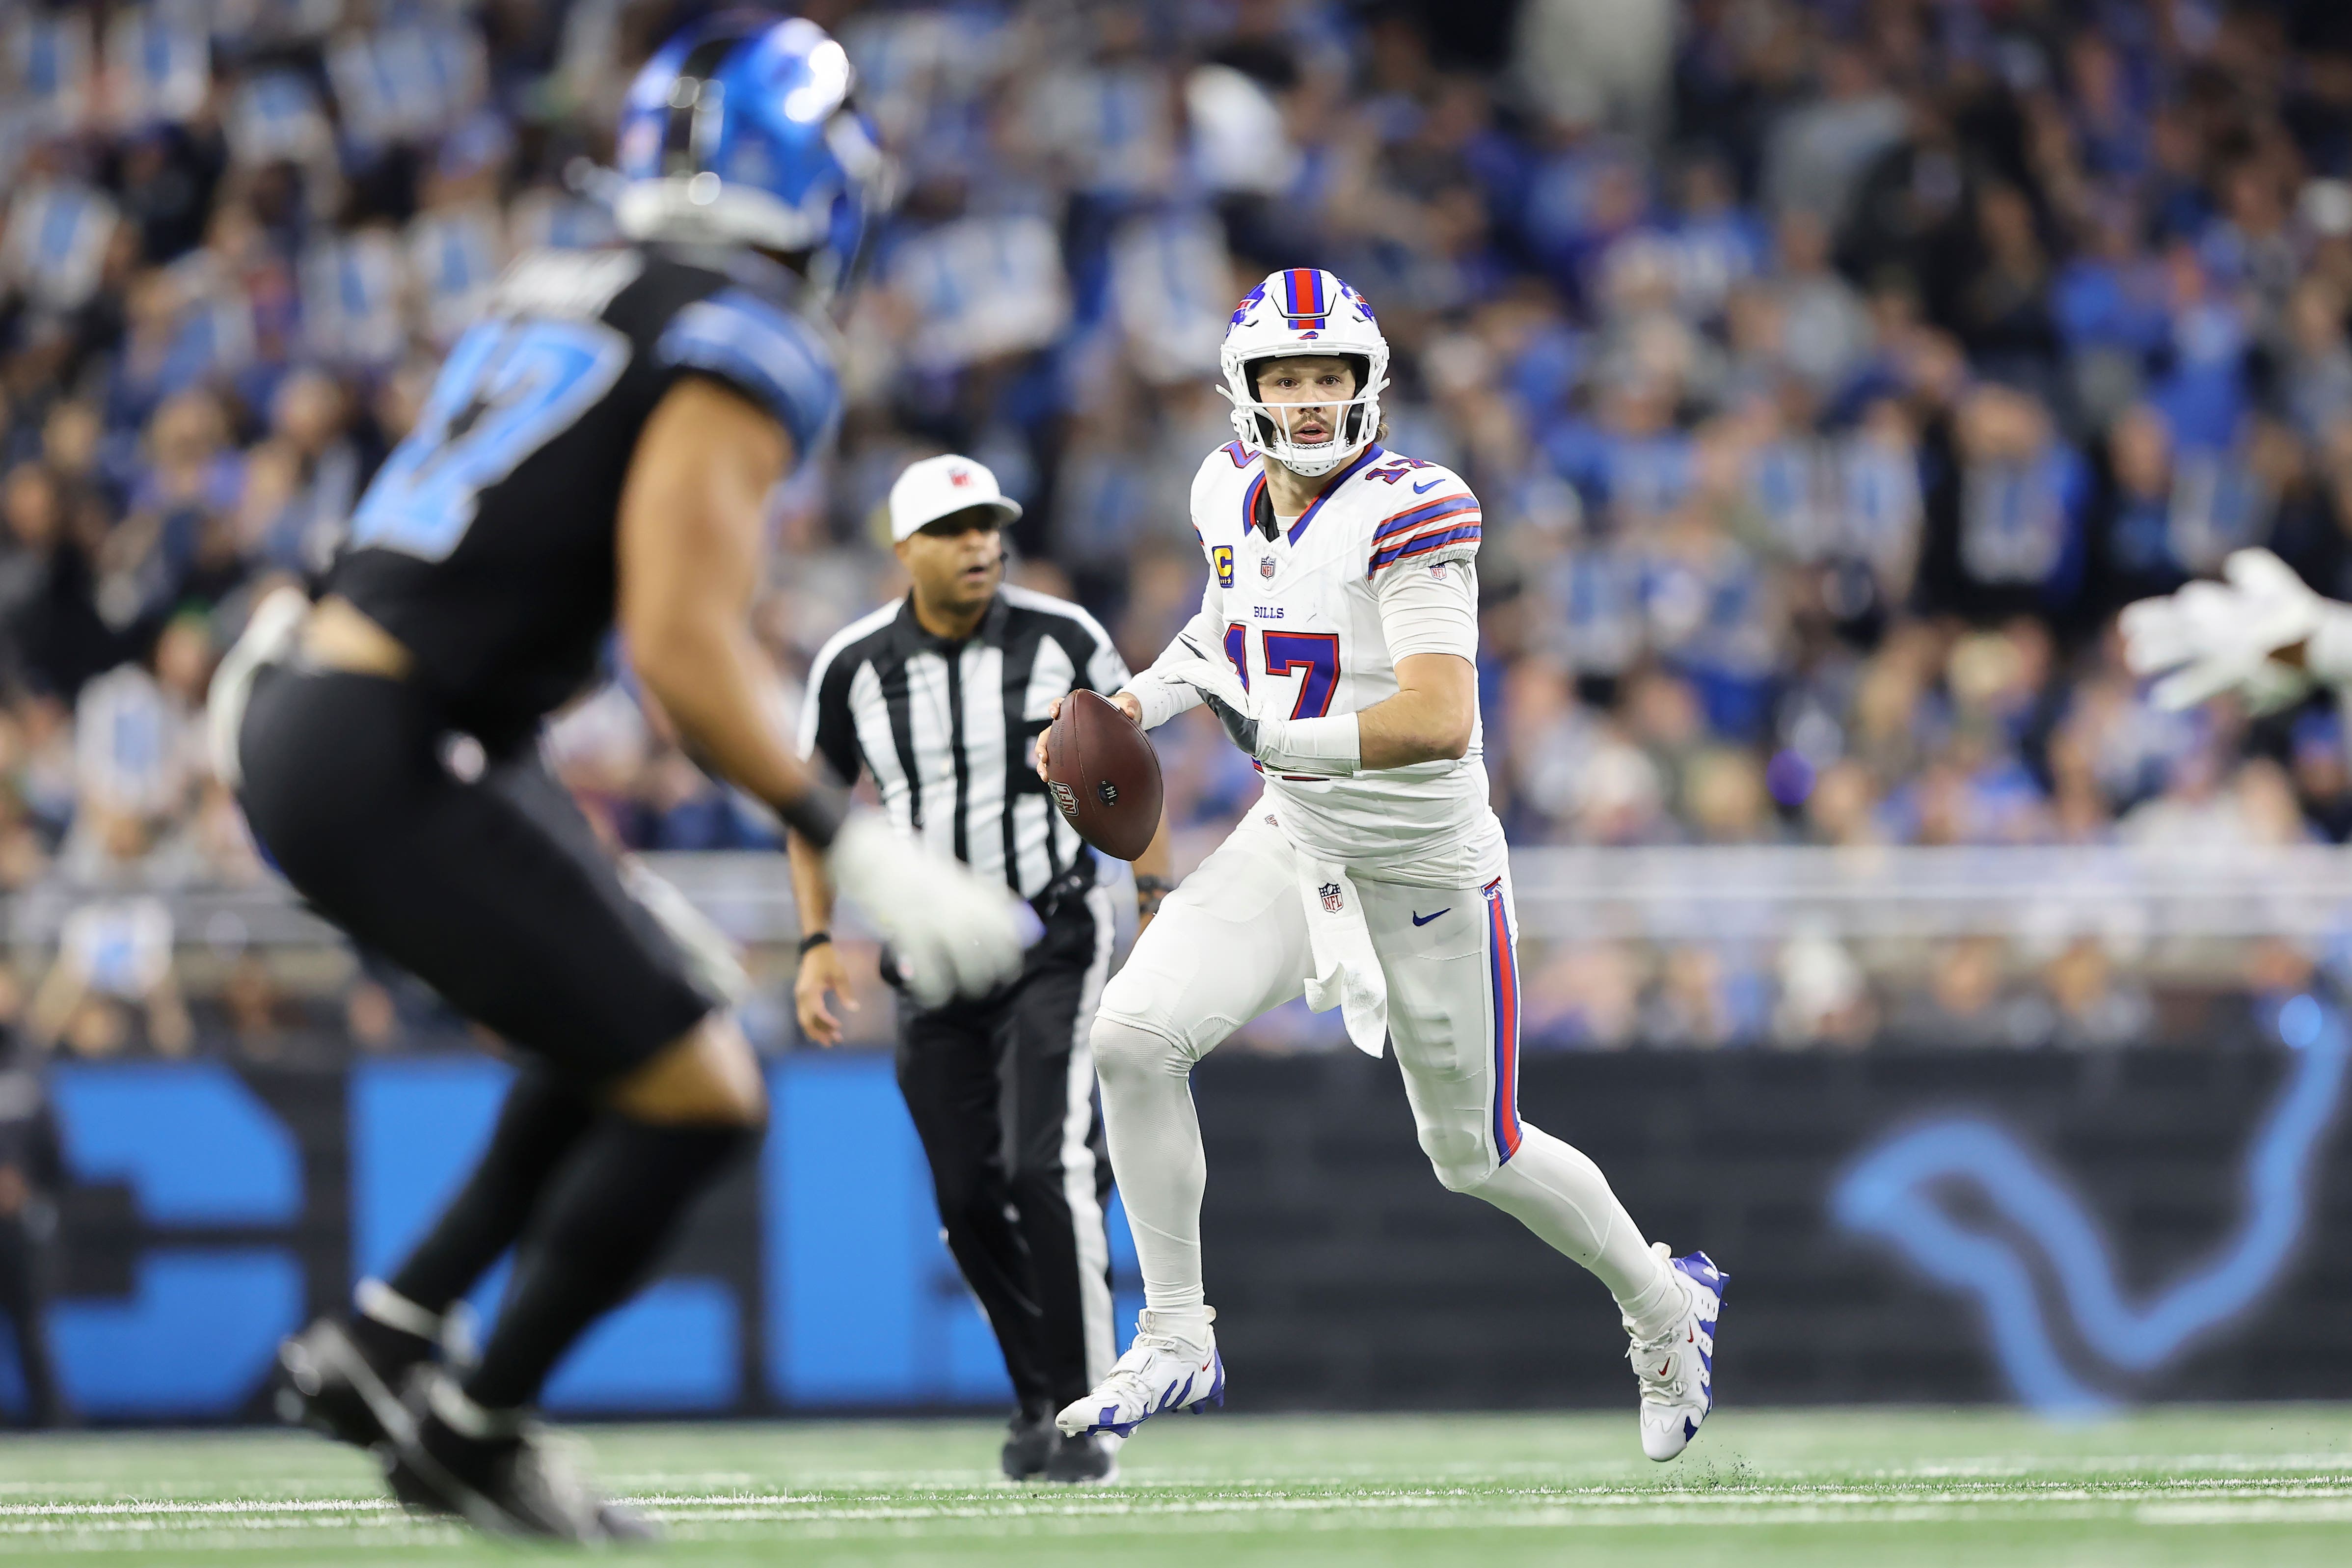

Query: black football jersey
[[329, 243, 841, 749]]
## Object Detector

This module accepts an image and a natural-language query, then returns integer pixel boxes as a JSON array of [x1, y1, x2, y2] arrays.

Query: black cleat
[[273, 1318, 425, 1452], [1043, 1431, 1120, 1485], [1001, 1415, 1056, 1481], [385, 1379, 650, 1543]]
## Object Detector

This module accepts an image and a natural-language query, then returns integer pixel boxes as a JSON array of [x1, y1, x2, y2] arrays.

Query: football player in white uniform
[[1035, 270, 1725, 1461]]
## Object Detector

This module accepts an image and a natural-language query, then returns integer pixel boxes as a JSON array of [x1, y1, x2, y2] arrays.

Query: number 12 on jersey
[[1224, 624, 1341, 718]]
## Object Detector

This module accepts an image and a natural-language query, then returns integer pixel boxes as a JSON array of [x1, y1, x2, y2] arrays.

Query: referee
[[787, 454, 1170, 1485]]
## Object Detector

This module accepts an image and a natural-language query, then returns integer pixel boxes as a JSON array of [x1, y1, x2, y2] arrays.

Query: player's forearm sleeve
[[1374, 559, 1480, 662], [1123, 594, 1222, 730], [1263, 712, 1360, 775], [1126, 655, 1208, 730]]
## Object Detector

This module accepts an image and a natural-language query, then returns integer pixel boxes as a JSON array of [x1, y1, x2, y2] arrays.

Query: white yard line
[[5, 1477, 2351, 1545]]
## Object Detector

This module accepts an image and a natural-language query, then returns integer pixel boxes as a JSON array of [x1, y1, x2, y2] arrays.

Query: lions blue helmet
[[613, 14, 887, 298]]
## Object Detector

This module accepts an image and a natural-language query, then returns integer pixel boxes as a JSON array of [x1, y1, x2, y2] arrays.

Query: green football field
[[3, 1406, 2348, 1566]]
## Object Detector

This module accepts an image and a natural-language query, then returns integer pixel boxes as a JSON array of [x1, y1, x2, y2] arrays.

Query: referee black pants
[[894, 885, 1117, 1423], [0, 1212, 61, 1428]]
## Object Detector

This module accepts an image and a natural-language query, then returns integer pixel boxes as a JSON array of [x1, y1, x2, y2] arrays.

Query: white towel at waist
[[1297, 857, 1387, 1057]]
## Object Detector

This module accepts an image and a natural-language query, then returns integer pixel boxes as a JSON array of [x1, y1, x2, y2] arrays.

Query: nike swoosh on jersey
[[1411, 908, 1450, 926], [1411, 476, 1444, 493]]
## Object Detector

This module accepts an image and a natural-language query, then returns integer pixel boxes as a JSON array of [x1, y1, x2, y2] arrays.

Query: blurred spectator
[[6, 0, 2352, 1056], [2044, 937, 2155, 1049], [28, 896, 189, 1058], [1774, 931, 1876, 1049], [219, 953, 294, 1058], [1514, 0, 1674, 143], [1893, 936, 2043, 1048]]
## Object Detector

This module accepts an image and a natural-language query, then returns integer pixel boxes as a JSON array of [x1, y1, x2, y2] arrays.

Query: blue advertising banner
[[6, 1027, 2347, 1422], [10, 1053, 1140, 1420]]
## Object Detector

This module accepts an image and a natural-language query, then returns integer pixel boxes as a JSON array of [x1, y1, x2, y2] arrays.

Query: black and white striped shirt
[[799, 585, 1132, 900]]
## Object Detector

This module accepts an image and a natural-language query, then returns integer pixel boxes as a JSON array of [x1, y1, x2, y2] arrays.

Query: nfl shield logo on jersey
[[1260, 555, 1276, 580], [1320, 882, 1344, 913]]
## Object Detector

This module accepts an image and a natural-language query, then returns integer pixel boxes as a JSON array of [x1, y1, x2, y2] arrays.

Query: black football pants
[[237, 665, 712, 1079], [894, 886, 1118, 1423]]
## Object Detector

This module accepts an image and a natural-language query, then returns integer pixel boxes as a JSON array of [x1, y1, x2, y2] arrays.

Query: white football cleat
[[1054, 1310, 1224, 1439], [1628, 1245, 1727, 1462]]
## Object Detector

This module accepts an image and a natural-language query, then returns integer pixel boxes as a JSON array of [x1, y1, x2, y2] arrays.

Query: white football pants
[[1091, 806, 1676, 1332]]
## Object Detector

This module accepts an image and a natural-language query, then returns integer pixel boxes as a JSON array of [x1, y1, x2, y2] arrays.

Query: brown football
[[1043, 690, 1163, 862]]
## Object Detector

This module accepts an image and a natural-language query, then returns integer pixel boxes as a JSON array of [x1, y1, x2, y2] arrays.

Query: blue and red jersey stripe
[[1485, 878, 1522, 1161], [1370, 493, 1477, 544], [1369, 521, 1483, 574]]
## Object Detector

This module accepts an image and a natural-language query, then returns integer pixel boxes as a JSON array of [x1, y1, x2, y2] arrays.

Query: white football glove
[[2119, 548, 2323, 715], [1163, 643, 1360, 778], [825, 812, 1034, 1006], [206, 584, 311, 788]]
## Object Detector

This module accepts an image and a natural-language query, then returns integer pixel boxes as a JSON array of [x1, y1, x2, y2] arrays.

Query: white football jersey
[[1179, 439, 1491, 867]]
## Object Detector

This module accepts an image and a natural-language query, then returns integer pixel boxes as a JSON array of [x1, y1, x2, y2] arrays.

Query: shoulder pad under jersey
[[1352, 453, 1482, 580], [654, 286, 842, 460]]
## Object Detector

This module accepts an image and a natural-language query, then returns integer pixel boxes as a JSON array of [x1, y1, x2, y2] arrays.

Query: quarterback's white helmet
[[1219, 269, 1390, 478]]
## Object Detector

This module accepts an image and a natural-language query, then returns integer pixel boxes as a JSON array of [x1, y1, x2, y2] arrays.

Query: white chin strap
[[1227, 392, 1378, 478]]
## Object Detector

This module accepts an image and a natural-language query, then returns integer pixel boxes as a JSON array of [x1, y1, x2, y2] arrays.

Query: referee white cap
[[888, 453, 1024, 541]]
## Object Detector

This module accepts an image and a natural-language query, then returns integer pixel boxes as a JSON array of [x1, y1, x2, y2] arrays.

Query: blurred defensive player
[[1038, 270, 1725, 1461], [212, 18, 1026, 1539]]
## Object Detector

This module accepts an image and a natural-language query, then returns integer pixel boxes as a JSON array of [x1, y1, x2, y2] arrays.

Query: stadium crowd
[[3, 0, 2352, 1054]]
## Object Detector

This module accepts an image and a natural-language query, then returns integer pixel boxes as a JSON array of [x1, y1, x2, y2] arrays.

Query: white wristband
[[1261, 712, 1360, 776], [1122, 677, 1195, 732]]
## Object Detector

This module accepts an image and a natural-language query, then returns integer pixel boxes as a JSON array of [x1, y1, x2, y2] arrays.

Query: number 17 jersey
[[329, 243, 841, 752], [1186, 440, 1493, 873]]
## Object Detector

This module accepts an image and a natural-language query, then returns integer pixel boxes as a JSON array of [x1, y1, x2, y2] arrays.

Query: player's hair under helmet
[[1219, 269, 1391, 478], [613, 14, 888, 302]]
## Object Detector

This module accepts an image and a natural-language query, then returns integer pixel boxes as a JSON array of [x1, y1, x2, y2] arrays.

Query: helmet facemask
[[1223, 351, 1385, 478]]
